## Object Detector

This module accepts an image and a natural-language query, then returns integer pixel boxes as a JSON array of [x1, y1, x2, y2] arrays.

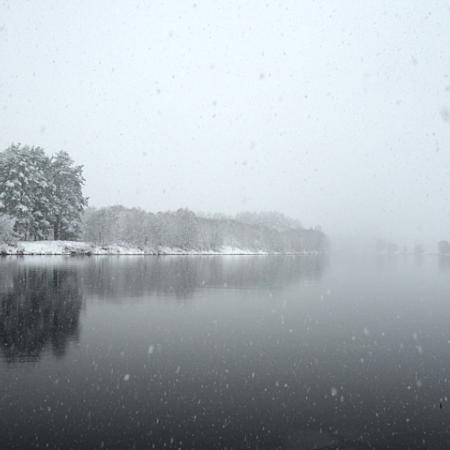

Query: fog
[[1, 0, 449, 247]]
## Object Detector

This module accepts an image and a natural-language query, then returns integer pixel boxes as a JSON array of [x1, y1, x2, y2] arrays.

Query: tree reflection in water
[[82, 254, 326, 300], [0, 263, 83, 362], [0, 255, 325, 362]]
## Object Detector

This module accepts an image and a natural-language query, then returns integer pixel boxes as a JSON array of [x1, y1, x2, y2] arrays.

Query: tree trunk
[[54, 222, 59, 240]]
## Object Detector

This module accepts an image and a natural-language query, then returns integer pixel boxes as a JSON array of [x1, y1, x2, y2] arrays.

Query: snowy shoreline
[[0, 240, 320, 256]]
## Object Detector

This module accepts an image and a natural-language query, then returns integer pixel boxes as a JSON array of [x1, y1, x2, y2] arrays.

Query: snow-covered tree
[[81, 206, 326, 253], [0, 144, 52, 239], [50, 151, 87, 240], [173, 209, 199, 249], [0, 144, 87, 240], [0, 214, 16, 243]]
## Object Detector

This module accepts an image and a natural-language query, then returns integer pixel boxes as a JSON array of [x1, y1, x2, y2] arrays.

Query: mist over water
[[2, 254, 450, 449]]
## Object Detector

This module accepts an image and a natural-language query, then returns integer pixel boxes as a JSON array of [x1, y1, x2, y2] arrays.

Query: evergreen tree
[[0, 144, 52, 239], [50, 151, 87, 240], [0, 144, 87, 241]]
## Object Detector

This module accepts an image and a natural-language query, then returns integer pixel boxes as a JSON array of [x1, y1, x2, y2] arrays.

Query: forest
[[83, 207, 326, 253], [0, 145, 326, 253]]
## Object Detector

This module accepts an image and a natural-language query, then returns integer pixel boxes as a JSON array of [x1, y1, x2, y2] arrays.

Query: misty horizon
[[1, 1, 450, 246]]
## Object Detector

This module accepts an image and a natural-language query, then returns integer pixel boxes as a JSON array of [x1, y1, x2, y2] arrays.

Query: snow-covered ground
[[0, 240, 315, 256], [0, 241, 144, 255]]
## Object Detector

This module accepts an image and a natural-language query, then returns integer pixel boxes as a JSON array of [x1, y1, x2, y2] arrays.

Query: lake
[[1, 254, 450, 449]]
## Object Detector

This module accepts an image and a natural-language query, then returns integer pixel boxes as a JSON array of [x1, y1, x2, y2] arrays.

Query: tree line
[[0, 144, 326, 252], [83, 207, 326, 253]]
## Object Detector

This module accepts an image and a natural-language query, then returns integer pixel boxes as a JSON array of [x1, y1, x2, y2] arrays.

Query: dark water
[[1, 254, 450, 449]]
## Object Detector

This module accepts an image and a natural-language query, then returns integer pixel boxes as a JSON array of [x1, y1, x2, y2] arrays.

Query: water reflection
[[2, 255, 450, 448], [81, 254, 326, 299], [0, 255, 325, 362], [0, 263, 83, 362]]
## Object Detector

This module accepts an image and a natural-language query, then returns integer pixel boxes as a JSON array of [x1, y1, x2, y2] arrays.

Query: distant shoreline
[[0, 240, 321, 256]]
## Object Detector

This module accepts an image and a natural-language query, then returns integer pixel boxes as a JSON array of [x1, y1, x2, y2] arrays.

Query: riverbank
[[0, 240, 320, 256]]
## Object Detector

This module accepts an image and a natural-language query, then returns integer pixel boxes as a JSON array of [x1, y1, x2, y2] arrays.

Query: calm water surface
[[1, 254, 450, 449]]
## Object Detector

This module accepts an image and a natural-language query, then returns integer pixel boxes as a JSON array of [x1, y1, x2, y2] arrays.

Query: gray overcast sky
[[1, 0, 450, 245]]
